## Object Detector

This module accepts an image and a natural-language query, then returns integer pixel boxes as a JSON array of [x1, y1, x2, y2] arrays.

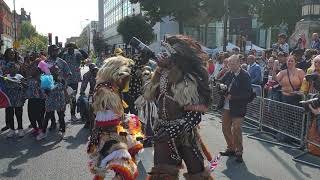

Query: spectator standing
[[247, 55, 262, 85], [220, 55, 252, 163], [213, 53, 225, 79], [301, 55, 320, 94], [276, 56, 305, 106], [273, 33, 289, 54], [61, 44, 84, 121], [311, 33, 320, 50]]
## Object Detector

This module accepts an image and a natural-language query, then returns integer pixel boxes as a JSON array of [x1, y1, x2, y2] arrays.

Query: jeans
[[28, 98, 45, 129], [6, 107, 23, 130]]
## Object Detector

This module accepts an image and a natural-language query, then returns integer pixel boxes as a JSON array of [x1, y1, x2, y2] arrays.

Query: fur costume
[[87, 56, 143, 180], [145, 35, 215, 179]]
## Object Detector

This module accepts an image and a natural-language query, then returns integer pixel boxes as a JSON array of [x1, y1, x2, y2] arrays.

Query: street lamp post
[[223, 0, 229, 52]]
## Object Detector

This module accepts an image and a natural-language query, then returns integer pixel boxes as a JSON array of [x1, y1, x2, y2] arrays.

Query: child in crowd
[[25, 67, 45, 137], [37, 65, 66, 140]]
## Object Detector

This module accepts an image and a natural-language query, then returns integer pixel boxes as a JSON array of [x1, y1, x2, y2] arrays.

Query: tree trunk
[[204, 23, 208, 46], [178, 21, 184, 34]]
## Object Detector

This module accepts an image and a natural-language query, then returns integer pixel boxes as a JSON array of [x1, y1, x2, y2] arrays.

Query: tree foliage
[[130, 0, 251, 33], [249, 0, 302, 34], [19, 21, 48, 52], [117, 15, 155, 45], [20, 35, 48, 52], [20, 21, 37, 40]]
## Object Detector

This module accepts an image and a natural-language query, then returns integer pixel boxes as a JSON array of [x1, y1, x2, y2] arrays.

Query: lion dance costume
[[87, 56, 144, 180], [145, 35, 214, 180]]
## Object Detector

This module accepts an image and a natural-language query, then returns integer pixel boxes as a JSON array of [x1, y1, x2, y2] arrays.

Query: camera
[[218, 83, 228, 96], [129, 37, 156, 64], [300, 96, 320, 112]]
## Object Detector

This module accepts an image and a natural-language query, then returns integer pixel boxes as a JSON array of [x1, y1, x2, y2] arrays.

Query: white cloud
[[4, 0, 98, 44]]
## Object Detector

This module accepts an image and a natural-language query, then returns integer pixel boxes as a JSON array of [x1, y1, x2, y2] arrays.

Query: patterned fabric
[[128, 63, 144, 99], [45, 82, 66, 112], [4, 74, 25, 107], [25, 78, 44, 99], [46, 57, 71, 83], [80, 71, 96, 94], [62, 51, 83, 84]]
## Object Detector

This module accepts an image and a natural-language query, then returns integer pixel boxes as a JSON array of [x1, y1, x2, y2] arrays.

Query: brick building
[[0, 0, 13, 53]]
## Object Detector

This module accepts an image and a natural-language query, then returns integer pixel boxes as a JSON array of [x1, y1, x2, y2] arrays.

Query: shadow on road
[[222, 158, 271, 180], [64, 127, 90, 149], [0, 132, 63, 178]]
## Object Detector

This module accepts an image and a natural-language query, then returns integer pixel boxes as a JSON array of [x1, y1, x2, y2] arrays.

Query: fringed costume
[[145, 35, 214, 180], [87, 56, 143, 180]]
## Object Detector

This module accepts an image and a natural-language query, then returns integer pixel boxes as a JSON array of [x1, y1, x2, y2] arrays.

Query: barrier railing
[[244, 85, 263, 130], [247, 98, 306, 149]]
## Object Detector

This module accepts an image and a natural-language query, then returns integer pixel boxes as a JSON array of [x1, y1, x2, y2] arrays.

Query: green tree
[[117, 15, 155, 45], [19, 21, 48, 52], [250, 0, 302, 34], [20, 35, 48, 52], [130, 0, 208, 33], [131, 0, 251, 34], [20, 21, 37, 40]]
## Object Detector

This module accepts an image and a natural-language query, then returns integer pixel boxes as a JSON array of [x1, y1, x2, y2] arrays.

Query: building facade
[[0, 0, 13, 53]]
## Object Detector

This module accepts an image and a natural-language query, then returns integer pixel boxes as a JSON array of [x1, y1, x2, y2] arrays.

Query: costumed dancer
[[144, 35, 214, 180], [87, 56, 143, 180]]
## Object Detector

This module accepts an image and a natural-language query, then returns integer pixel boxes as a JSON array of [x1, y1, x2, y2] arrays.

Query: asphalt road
[[0, 67, 320, 180]]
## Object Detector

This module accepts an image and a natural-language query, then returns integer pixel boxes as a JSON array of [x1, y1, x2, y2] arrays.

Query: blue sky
[[4, 0, 98, 43]]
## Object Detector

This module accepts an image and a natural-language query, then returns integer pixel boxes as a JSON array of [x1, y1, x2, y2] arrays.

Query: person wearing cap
[[61, 43, 84, 121]]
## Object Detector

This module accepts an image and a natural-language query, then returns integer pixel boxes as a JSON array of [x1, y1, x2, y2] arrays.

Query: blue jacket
[[248, 63, 262, 85]]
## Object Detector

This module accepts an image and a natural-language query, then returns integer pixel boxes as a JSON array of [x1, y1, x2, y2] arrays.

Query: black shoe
[[1, 126, 9, 132], [235, 155, 243, 163], [220, 150, 235, 156], [49, 123, 57, 131]]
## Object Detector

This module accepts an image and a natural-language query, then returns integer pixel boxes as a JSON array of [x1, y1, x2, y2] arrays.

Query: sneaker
[[6, 129, 15, 138], [1, 126, 9, 132], [220, 150, 235, 156], [36, 132, 47, 141], [18, 129, 25, 137], [235, 155, 243, 163], [49, 123, 57, 131]]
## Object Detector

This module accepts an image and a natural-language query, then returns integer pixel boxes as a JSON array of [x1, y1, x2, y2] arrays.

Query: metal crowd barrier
[[243, 84, 263, 130], [247, 98, 306, 149], [293, 113, 320, 168]]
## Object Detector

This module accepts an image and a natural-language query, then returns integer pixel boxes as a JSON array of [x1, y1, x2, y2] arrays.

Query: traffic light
[[55, 36, 58, 45], [48, 33, 52, 45]]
